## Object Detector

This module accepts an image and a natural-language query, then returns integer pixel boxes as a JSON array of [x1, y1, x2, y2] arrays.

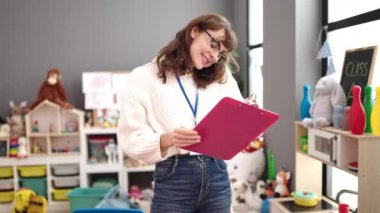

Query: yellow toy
[[12, 188, 35, 213], [12, 188, 47, 213], [27, 195, 47, 213]]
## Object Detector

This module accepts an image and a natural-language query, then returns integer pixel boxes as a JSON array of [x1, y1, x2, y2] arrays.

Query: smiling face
[[189, 26, 227, 70]]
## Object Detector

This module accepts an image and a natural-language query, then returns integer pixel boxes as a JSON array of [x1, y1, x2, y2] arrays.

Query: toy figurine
[[105, 139, 118, 164], [32, 143, 41, 154], [32, 120, 39, 132], [17, 137, 28, 158], [273, 168, 291, 197]]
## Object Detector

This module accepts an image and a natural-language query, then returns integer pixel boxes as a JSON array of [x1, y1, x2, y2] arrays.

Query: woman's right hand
[[160, 127, 201, 154]]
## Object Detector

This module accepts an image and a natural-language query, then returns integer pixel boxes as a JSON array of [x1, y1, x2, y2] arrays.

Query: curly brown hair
[[156, 13, 239, 88]]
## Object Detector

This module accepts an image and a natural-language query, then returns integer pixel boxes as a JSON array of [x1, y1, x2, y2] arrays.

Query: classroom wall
[[0, 0, 245, 117]]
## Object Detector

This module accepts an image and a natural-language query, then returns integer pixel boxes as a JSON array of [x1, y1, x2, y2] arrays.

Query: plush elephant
[[302, 76, 347, 129]]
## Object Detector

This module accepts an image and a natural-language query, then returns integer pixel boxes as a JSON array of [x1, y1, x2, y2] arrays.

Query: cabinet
[[80, 127, 154, 195], [295, 121, 380, 212], [0, 100, 84, 213]]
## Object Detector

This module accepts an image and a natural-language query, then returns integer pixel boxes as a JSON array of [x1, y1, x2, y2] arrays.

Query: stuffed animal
[[12, 188, 36, 213], [302, 76, 346, 129], [226, 148, 265, 186], [7, 101, 28, 137], [29, 68, 73, 109], [230, 177, 264, 212], [273, 168, 291, 197]]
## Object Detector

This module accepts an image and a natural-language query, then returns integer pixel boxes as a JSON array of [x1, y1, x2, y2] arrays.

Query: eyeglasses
[[201, 28, 227, 64]]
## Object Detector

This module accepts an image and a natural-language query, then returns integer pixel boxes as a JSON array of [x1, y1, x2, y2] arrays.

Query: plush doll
[[7, 101, 28, 137], [302, 76, 347, 129], [226, 148, 265, 186], [29, 68, 73, 109], [273, 168, 291, 197], [230, 177, 265, 212]]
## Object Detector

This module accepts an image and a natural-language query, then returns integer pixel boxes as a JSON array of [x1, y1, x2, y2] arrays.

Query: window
[[248, 0, 263, 107], [323, 1, 380, 209]]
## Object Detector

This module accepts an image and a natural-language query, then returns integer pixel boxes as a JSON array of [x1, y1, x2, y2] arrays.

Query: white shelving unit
[[0, 100, 84, 213], [80, 127, 155, 195]]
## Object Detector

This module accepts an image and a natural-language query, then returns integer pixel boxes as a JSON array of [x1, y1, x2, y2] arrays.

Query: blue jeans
[[151, 155, 231, 213]]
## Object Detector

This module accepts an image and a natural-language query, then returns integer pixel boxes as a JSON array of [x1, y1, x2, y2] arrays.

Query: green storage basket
[[92, 178, 117, 190], [19, 177, 47, 198], [67, 187, 109, 212]]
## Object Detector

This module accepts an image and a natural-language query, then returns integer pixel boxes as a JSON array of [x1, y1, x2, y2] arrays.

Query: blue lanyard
[[176, 75, 199, 125]]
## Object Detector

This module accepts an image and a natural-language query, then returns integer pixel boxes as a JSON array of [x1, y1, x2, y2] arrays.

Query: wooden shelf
[[295, 122, 380, 212]]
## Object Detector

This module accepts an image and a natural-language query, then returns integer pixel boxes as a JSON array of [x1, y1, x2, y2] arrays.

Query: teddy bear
[[302, 76, 347, 129], [29, 68, 73, 109]]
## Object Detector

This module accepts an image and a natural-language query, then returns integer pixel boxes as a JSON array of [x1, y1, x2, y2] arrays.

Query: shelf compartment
[[18, 165, 47, 178], [51, 164, 79, 177], [0, 191, 14, 203], [0, 167, 13, 178], [52, 176, 79, 189], [28, 136, 48, 155], [52, 188, 72, 201], [51, 136, 80, 154], [19, 177, 47, 198]]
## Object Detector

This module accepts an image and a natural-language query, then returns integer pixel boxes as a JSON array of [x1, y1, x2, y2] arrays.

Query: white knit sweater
[[117, 61, 243, 164]]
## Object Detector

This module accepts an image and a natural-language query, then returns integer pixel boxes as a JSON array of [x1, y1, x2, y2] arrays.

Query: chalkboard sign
[[340, 46, 377, 105]]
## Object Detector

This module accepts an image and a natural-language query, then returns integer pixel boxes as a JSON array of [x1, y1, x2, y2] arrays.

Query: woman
[[117, 13, 243, 213]]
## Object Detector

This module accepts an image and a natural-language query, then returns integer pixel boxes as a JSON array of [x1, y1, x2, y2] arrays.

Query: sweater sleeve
[[117, 94, 166, 164]]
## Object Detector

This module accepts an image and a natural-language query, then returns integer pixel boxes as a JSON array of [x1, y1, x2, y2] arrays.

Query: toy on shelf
[[65, 119, 78, 132], [32, 120, 39, 132], [105, 139, 118, 164], [17, 137, 28, 158], [7, 101, 28, 137], [29, 68, 73, 110], [349, 85, 366, 135], [0, 123, 11, 138], [300, 84, 312, 120], [9, 137, 18, 157], [302, 76, 346, 129], [128, 185, 143, 204]]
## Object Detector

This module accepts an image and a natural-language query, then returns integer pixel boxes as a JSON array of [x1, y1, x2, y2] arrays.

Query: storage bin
[[0, 167, 13, 178], [52, 177, 80, 189], [92, 178, 117, 190], [0, 178, 14, 191], [0, 191, 14, 203], [67, 187, 109, 212], [19, 177, 47, 198], [52, 188, 71, 201], [18, 165, 47, 178], [51, 164, 79, 176]]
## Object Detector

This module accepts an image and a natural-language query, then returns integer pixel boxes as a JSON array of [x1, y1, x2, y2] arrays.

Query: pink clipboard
[[183, 97, 280, 160]]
